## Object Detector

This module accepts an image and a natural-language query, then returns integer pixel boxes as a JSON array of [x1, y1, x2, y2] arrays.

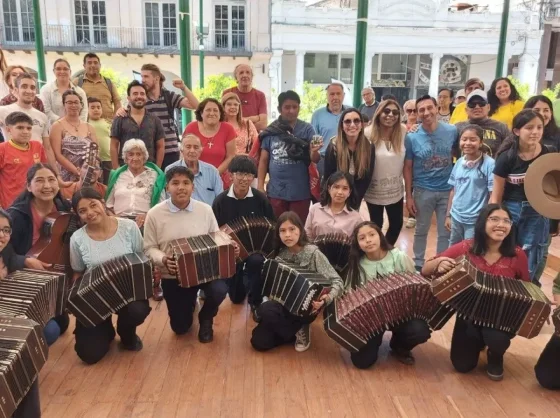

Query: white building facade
[[0, 0, 272, 102], [270, 0, 543, 105]]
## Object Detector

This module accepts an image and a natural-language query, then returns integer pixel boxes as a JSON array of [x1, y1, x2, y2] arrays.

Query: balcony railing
[[0, 24, 252, 56]]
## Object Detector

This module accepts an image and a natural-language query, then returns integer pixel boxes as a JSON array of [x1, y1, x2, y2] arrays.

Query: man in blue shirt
[[311, 83, 347, 176], [404, 95, 458, 269], [165, 133, 223, 206], [258, 90, 321, 222]]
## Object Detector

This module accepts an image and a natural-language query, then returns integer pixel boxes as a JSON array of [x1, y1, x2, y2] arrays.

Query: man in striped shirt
[[141, 64, 199, 169]]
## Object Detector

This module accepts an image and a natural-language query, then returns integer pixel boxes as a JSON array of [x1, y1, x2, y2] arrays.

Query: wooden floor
[[38, 224, 560, 418]]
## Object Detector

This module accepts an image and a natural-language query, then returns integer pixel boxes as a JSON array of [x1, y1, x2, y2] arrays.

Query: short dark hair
[[83, 53, 101, 64], [5, 111, 33, 126], [438, 87, 454, 98], [194, 98, 225, 122], [0, 209, 12, 227], [14, 72, 35, 89], [381, 94, 398, 102], [53, 58, 71, 70], [415, 95, 437, 108], [278, 90, 301, 109], [127, 80, 147, 97], [228, 155, 257, 176], [87, 96, 102, 105], [465, 77, 485, 90], [320, 171, 359, 211], [62, 89, 83, 106], [470, 204, 517, 258], [71, 187, 104, 213], [273, 211, 308, 256], [165, 165, 195, 184]]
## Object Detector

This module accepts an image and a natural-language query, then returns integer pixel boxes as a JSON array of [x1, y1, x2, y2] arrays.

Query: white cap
[[467, 89, 487, 102], [456, 89, 466, 98]]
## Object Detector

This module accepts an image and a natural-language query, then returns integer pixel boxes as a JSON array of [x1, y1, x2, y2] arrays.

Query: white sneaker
[[405, 217, 416, 228], [295, 324, 311, 352]]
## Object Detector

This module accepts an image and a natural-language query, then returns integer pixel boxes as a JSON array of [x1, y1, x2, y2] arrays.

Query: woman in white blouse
[[364, 99, 407, 245], [40, 58, 88, 124], [105, 139, 166, 229]]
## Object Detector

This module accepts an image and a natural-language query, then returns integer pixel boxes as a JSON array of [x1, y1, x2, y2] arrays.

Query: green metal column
[[179, 0, 193, 126], [199, 0, 205, 89], [352, 0, 369, 108], [495, 0, 510, 78], [32, 0, 46, 88]]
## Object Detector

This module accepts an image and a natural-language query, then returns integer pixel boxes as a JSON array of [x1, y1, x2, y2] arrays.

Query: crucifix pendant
[[208, 142, 213, 149]]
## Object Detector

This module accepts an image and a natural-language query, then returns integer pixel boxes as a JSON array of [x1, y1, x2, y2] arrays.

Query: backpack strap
[[103, 77, 114, 100], [77, 75, 84, 88]]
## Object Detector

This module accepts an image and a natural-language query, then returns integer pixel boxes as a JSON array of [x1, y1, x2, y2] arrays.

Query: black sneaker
[[251, 304, 261, 323], [198, 320, 214, 343], [119, 335, 143, 352], [487, 350, 504, 381]]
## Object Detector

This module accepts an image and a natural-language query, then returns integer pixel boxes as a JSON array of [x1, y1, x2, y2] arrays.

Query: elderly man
[[358, 87, 379, 120], [311, 82, 347, 175], [449, 78, 485, 124], [222, 64, 267, 131], [455, 90, 509, 157], [73, 53, 121, 120], [165, 133, 223, 206]]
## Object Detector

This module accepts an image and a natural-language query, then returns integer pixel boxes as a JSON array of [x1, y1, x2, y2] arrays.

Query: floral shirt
[[105, 168, 164, 215]]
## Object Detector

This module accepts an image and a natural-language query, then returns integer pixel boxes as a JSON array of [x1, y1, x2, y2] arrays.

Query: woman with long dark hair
[[250, 211, 343, 353], [364, 99, 407, 245], [70, 188, 151, 364], [7, 163, 72, 345], [422, 204, 529, 381], [343, 221, 429, 368], [323, 107, 375, 202], [304, 171, 363, 240], [491, 109, 549, 284], [487, 77, 524, 129]]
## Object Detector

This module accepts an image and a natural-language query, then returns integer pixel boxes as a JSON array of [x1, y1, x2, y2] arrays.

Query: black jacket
[[259, 118, 311, 165], [0, 243, 26, 275], [7, 193, 71, 255], [212, 188, 275, 227]]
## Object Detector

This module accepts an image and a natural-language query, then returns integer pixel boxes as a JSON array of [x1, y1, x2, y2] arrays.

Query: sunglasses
[[382, 108, 400, 116], [343, 118, 362, 126], [467, 100, 487, 109], [405, 109, 417, 114]]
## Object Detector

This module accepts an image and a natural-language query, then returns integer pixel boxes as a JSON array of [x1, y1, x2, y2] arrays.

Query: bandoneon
[[313, 234, 351, 274], [220, 216, 275, 260], [261, 259, 332, 317], [323, 272, 451, 352], [170, 231, 236, 288], [0, 269, 67, 327], [0, 316, 48, 418], [67, 252, 153, 327], [431, 257, 551, 338]]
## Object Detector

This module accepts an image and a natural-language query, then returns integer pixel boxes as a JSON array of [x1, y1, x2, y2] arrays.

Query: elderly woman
[[183, 98, 237, 188], [40, 58, 88, 124], [0, 65, 44, 111]]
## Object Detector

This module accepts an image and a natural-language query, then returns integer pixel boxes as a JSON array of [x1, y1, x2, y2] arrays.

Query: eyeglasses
[[343, 118, 362, 126], [487, 216, 513, 226], [467, 100, 487, 109], [405, 109, 417, 114], [234, 172, 255, 180], [382, 108, 400, 116], [0, 227, 12, 236], [65, 101, 81, 106]]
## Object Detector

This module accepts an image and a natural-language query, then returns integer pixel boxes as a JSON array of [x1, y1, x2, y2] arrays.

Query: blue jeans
[[413, 188, 450, 269], [44, 318, 61, 346], [503, 200, 549, 284], [449, 217, 475, 247]]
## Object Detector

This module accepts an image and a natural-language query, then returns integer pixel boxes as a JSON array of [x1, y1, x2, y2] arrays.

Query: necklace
[[519, 146, 539, 161], [201, 123, 219, 149], [65, 118, 81, 133]]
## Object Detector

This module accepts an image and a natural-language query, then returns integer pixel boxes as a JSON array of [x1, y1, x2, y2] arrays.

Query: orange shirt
[[0, 140, 46, 209]]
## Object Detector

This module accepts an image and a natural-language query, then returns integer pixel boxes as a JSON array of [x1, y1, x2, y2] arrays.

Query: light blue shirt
[[165, 159, 223, 206], [70, 218, 143, 272], [405, 123, 458, 191], [311, 106, 346, 154], [167, 198, 194, 213], [448, 155, 495, 224]]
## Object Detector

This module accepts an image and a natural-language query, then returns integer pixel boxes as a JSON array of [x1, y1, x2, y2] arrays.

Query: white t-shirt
[[0, 103, 49, 142], [365, 139, 406, 206]]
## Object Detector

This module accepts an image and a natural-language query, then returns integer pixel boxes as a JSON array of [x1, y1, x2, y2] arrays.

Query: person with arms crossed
[[404, 95, 457, 270], [358, 87, 379, 121]]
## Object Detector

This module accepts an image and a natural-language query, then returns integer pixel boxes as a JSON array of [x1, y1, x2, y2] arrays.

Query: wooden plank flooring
[[38, 224, 560, 418]]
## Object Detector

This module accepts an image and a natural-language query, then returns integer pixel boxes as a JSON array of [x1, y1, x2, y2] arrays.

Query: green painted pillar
[[352, 0, 369, 108], [32, 0, 46, 88], [179, 0, 193, 126], [199, 0, 205, 89], [495, 0, 510, 78]]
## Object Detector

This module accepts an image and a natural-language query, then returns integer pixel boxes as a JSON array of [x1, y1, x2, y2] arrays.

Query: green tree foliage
[[72, 68, 130, 103], [508, 76, 530, 101], [298, 82, 327, 122], [541, 83, 560, 101], [193, 74, 237, 101]]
